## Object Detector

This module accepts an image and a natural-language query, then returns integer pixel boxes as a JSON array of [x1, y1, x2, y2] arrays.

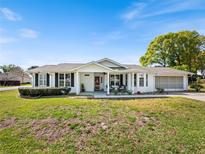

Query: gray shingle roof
[[147, 67, 193, 75], [28, 63, 84, 73], [28, 61, 192, 75]]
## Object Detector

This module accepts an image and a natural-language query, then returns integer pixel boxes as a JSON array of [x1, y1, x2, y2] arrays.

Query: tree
[[10, 66, 28, 83], [190, 77, 204, 92], [0, 65, 28, 85], [140, 31, 205, 73], [197, 51, 205, 77], [0, 64, 16, 73]]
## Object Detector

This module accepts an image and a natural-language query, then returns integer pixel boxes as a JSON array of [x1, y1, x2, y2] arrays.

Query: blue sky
[[0, 0, 205, 69]]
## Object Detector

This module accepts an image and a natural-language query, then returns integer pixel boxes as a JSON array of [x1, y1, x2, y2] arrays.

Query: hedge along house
[[28, 58, 192, 95]]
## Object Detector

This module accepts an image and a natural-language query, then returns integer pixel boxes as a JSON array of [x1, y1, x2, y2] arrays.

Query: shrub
[[190, 78, 204, 92], [113, 89, 119, 95], [156, 88, 164, 93], [127, 90, 132, 95], [18, 87, 71, 97], [137, 91, 141, 94], [81, 84, 85, 92], [110, 88, 118, 95]]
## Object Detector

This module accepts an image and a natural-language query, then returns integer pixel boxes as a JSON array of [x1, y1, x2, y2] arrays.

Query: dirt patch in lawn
[[0, 117, 16, 129], [28, 111, 160, 149], [30, 118, 80, 143]]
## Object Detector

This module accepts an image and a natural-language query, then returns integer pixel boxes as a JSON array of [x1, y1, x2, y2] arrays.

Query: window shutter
[[134, 74, 137, 87], [125, 74, 128, 86], [120, 74, 123, 85], [55, 73, 58, 87], [35, 73, 38, 87], [47, 73, 50, 87], [71, 73, 74, 87]]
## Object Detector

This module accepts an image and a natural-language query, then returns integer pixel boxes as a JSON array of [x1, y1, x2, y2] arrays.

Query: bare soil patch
[[0, 117, 16, 129], [27, 110, 160, 150]]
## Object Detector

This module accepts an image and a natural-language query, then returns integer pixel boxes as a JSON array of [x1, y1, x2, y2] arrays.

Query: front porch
[[77, 72, 133, 95]]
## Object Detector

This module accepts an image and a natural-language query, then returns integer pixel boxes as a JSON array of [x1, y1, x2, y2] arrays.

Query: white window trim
[[139, 73, 144, 87], [110, 74, 120, 86], [59, 73, 72, 87], [39, 74, 47, 87]]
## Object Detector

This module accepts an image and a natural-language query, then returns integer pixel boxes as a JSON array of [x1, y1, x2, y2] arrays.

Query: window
[[139, 77, 144, 87], [146, 74, 148, 87], [115, 75, 120, 86], [110, 75, 115, 86], [134, 74, 137, 87], [65, 74, 71, 87], [110, 74, 121, 86], [59, 74, 64, 87], [59, 73, 71, 87], [39, 74, 46, 86]]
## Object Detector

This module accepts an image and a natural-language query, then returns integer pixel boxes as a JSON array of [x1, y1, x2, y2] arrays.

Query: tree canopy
[[0, 64, 17, 73], [140, 31, 205, 73]]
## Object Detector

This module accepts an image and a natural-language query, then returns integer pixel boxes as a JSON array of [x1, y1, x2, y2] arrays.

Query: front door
[[95, 76, 100, 91]]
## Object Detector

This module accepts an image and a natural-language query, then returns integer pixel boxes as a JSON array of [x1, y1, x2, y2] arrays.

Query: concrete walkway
[[1, 88, 204, 102], [93, 92, 205, 102]]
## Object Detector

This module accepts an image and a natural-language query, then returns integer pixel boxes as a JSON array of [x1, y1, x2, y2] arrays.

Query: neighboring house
[[28, 58, 192, 95], [0, 72, 31, 85]]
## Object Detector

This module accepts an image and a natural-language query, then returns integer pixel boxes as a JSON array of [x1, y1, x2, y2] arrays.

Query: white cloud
[[122, 0, 205, 21], [20, 29, 39, 39], [122, 2, 146, 21], [0, 7, 22, 21]]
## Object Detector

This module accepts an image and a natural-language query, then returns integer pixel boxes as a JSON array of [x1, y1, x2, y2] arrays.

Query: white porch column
[[132, 72, 135, 94], [183, 75, 188, 90], [128, 73, 131, 90], [107, 72, 110, 95], [76, 72, 80, 95]]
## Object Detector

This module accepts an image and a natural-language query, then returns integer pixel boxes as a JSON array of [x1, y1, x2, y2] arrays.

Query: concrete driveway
[[180, 92, 205, 102]]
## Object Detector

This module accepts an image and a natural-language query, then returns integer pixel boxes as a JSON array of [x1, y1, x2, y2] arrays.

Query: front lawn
[[0, 91, 205, 153]]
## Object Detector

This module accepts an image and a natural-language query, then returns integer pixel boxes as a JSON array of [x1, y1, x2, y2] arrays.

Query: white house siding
[[80, 72, 94, 92], [134, 73, 155, 93], [32, 72, 188, 94], [127, 73, 132, 90], [183, 75, 188, 90]]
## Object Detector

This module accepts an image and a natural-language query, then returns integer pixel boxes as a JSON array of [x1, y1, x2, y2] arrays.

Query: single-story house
[[28, 58, 192, 95], [0, 72, 31, 86]]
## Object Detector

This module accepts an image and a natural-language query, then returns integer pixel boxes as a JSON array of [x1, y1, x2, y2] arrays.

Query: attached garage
[[155, 76, 184, 90]]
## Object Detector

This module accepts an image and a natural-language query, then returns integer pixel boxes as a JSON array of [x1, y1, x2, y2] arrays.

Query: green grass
[[0, 83, 31, 88], [0, 90, 205, 153]]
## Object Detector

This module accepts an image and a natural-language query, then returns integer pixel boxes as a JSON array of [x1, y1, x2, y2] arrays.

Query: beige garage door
[[155, 76, 183, 89]]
